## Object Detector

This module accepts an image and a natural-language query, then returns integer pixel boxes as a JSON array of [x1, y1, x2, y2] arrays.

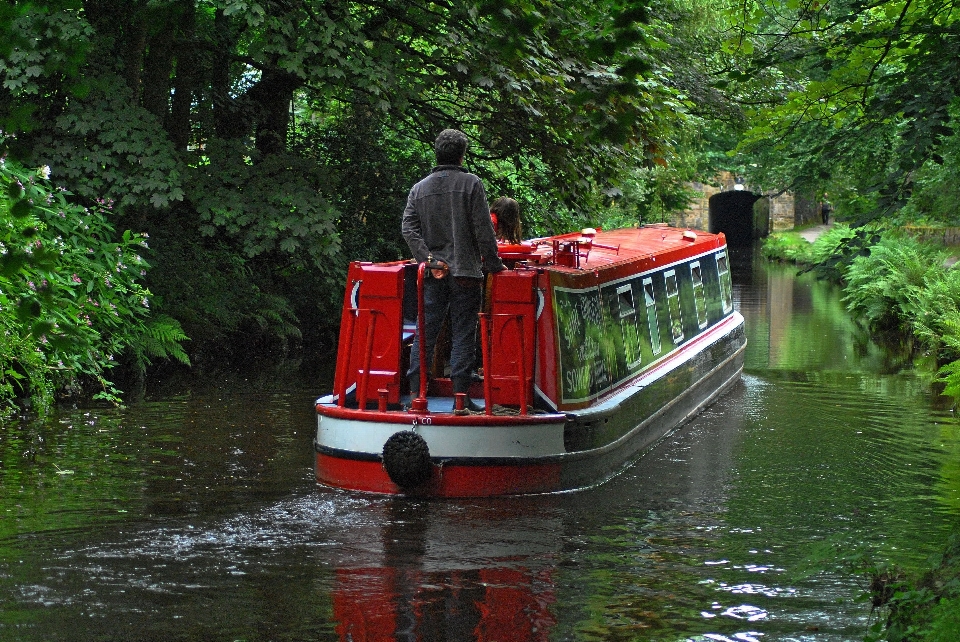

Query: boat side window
[[690, 261, 708, 329], [664, 269, 684, 343], [717, 251, 733, 313], [643, 277, 662, 355], [616, 284, 642, 368]]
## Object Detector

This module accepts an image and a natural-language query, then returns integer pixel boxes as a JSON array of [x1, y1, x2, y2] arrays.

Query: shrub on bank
[[864, 534, 960, 642], [760, 229, 814, 263], [0, 158, 188, 417], [843, 233, 950, 336]]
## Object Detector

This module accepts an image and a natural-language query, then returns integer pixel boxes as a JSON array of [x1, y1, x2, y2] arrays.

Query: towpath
[[799, 224, 831, 243]]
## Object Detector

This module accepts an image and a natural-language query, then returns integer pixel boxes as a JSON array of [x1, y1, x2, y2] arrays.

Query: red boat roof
[[522, 225, 726, 276]]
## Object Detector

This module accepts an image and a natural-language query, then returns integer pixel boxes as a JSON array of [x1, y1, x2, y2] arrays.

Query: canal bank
[[762, 224, 960, 641]]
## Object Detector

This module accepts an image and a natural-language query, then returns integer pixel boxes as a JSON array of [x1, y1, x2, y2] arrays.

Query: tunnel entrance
[[709, 191, 761, 247]]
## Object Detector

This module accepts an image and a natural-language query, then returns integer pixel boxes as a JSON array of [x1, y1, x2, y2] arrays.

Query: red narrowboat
[[315, 224, 746, 497]]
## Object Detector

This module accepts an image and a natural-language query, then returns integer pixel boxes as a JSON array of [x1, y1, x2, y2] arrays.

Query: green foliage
[[0, 157, 187, 415], [809, 224, 858, 264], [126, 314, 189, 374], [0, 2, 92, 132], [144, 230, 300, 353], [189, 141, 339, 264], [890, 110, 960, 227], [863, 533, 960, 642], [1, 0, 722, 362], [726, 0, 960, 223], [843, 232, 947, 335], [594, 165, 702, 227], [826, 227, 960, 406], [793, 531, 960, 642], [925, 596, 960, 642], [36, 73, 184, 210], [761, 230, 815, 263], [806, 224, 878, 282], [920, 271, 960, 401]]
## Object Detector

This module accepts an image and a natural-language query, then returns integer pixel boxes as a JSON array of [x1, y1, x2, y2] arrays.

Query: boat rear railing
[[335, 307, 386, 411], [411, 264, 532, 416], [333, 260, 537, 415]]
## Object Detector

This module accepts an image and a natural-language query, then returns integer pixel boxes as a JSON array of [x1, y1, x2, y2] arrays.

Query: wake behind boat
[[314, 224, 746, 497]]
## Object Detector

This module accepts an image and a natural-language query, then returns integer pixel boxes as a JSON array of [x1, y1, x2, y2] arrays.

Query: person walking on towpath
[[401, 129, 506, 410]]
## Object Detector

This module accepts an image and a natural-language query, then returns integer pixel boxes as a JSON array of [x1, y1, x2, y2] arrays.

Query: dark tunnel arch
[[708, 190, 762, 247]]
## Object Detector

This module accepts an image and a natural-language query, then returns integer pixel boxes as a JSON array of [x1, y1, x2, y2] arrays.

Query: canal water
[[1, 251, 958, 641]]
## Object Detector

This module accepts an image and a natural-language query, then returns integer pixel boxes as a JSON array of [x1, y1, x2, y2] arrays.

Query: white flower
[[39, 165, 51, 179]]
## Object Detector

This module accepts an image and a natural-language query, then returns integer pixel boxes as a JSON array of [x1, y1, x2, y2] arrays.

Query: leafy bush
[[831, 228, 960, 403], [760, 230, 814, 263], [0, 157, 188, 416], [842, 232, 948, 335], [921, 272, 960, 400], [863, 533, 960, 642], [809, 223, 858, 264]]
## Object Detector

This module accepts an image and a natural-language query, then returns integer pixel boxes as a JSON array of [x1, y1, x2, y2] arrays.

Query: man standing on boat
[[401, 128, 506, 408]]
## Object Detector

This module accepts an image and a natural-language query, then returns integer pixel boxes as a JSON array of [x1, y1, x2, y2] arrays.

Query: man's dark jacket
[[401, 165, 505, 278]]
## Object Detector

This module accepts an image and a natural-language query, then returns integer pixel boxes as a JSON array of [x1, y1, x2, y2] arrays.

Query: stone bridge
[[667, 172, 821, 246]]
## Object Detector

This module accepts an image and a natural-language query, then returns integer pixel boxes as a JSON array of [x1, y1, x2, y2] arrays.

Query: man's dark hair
[[435, 129, 468, 165]]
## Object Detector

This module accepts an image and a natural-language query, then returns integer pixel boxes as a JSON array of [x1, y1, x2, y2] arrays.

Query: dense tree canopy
[[726, 0, 960, 221], [5, 0, 960, 405], [1, 0, 713, 370]]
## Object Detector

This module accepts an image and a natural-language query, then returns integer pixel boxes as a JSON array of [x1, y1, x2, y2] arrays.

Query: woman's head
[[491, 197, 521, 244]]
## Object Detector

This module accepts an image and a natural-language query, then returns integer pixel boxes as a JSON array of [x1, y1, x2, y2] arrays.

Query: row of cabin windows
[[614, 251, 733, 373]]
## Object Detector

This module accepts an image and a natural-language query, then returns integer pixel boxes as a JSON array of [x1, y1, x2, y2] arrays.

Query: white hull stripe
[[317, 416, 566, 458]]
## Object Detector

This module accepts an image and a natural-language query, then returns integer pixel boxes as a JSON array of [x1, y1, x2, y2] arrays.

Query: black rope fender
[[382, 430, 432, 488]]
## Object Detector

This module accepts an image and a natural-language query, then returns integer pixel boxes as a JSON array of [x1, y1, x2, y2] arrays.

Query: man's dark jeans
[[407, 273, 483, 392]]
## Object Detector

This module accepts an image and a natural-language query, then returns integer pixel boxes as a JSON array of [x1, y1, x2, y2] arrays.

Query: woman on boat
[[491, 197, 522, 245]]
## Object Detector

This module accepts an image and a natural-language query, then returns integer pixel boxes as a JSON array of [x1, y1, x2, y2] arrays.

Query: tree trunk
[[212, 9, 246, 139], [122, 12, 148, 100], [141, 5, 177, 122], [168, 1, 197, 151], [249, 69, 301, 157]]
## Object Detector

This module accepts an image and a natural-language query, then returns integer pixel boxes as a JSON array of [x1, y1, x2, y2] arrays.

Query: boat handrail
[[356, 308, 384, 412], [336, 306, 386, 410], [409, 261, 430, 412]]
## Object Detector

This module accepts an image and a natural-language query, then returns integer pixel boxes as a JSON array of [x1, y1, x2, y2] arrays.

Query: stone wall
[[903, 226, 960, 247], [668, 171, 806, 236], [767, 193, 796, 232], [672, 180, 715, 230]]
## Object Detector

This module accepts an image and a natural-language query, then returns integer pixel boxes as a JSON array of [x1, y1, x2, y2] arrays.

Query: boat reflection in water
[[332, 499, 558, 641]]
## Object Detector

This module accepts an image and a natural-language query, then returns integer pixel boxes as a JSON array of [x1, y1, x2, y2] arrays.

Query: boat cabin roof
[[516, 224, 726, 278]]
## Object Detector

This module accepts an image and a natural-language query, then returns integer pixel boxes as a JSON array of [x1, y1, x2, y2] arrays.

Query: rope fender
[[382, 430, 432, 489]]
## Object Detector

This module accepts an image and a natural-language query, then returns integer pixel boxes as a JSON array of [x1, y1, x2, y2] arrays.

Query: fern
[[936, 359, 960, 401], [842, 232, 947, 333], [127, 314, 190, 373], [248, 291, 302, 345]]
